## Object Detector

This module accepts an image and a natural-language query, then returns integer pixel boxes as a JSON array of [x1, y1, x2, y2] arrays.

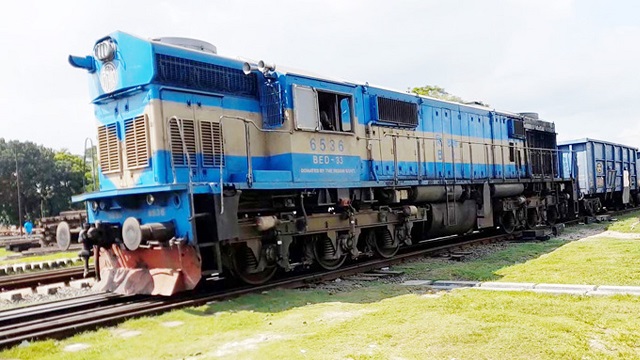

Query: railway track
[[0, 267, 94, 292], [0, 209, 635, 349], [2, 209, 632, 294]]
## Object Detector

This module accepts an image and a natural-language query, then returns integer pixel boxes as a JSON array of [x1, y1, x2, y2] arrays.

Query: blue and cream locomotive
[[67, 32, 576, 295]]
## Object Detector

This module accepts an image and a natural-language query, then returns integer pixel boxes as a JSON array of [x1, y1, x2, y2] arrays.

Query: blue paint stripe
[[93, 150, 539, 196]]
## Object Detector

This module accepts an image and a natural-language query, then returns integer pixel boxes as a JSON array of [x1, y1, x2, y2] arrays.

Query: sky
[[0, 0, 639, 154]]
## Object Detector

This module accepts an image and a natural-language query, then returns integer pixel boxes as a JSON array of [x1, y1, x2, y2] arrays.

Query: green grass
[[394, 221, 605, 282], [606, 210, 640, 233], [396, 239, 568, 282], [4, 286, 640, 359], [497, 236, 640, 285], [0, 248, 12, 259], [397, 217, 640, 286]]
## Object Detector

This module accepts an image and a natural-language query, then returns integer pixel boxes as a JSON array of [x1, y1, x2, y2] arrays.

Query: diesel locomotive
[[66, 31, 579, 295]]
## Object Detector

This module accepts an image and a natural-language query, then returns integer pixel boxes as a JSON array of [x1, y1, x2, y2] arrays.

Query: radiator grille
[[124, 116, 150, 169], [155, 54, 258, 97], [97, 123, 120, 173], [377, 97, 418, 127], [169, 118, 197, 166], [509, 119, 525, 139], [200, 120, 225, 167]]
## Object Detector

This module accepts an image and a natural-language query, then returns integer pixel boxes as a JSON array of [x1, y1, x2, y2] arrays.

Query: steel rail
[[0, 267, 94, 292]]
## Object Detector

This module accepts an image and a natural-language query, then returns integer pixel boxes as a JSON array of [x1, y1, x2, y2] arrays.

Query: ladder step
[[192, 213, 212, 219], [202, 270, 222, 276], [446, 189, 457, 227], [198, 242, 218, 247]]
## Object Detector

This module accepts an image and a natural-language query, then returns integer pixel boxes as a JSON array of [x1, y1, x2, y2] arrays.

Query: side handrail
[[375, 131, 568, 180], [166, 118, 178, 184], [219, 115, 291, 189], [170, 116, 197, 241]]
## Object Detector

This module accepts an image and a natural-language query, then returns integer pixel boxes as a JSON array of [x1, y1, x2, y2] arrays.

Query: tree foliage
[[0, 139, 90, 226], [410, 85, 464, 103], [410, 85, 490, 107]]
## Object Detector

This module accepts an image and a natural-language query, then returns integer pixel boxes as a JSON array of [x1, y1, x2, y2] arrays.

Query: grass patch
[[4, 286, 640, 359], [398, 220, 640, 286], [497, 236, 640, 285], [606, 210, 640, 233], [0, 248, 13, 259], [396, 239, 567, 282]]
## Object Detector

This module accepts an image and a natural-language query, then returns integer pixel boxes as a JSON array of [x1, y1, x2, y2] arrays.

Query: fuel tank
[[425, 200, 477, 238]]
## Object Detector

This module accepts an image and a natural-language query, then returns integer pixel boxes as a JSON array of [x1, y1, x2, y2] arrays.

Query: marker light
[[94, 40, 116, 62]]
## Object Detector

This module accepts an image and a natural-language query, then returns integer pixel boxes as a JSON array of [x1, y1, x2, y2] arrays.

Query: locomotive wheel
[[594, 199, 603, 214], [369, 228, 399, 259], [312, 235, 347, 270], [56, 221, 71, 251], [230, 245, 277, 285], [525, 208, 538, 229], [500, 212, 516, 234]]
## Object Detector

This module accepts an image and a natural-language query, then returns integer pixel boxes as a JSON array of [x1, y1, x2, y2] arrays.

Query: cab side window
[[293, 85, 352, 132], [340, 98, 352, 132]]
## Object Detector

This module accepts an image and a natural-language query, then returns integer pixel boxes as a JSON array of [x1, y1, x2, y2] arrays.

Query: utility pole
[[14, 149, 23, 236]]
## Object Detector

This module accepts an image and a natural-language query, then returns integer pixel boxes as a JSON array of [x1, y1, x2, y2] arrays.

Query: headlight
[[91, 201, 99, 212], [99, 62, 118, 93], [146, 194, 155, 206], [94, 40, 116, 62]]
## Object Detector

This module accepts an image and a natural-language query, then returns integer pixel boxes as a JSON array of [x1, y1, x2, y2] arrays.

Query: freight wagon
[[558, 138, 639, 214]]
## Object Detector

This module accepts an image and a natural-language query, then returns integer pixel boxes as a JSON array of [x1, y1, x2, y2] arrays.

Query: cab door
[[291, 84, 359, 183]]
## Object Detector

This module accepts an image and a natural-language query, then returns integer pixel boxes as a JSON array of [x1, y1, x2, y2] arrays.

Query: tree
[[50, 150, 87, 215], [410, 85, 490, 107], [0, 139, 90, 226], [82, 145, 100, 191], [410, 85, 464, 103]]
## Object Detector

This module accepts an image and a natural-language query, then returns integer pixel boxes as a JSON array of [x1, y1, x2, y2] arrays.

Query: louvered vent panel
[[97, 123, 120, 173], [377, 97, 418, 127], [200, 120, 225, 167], [155, 54, 258, 97], [169, 118, 197, 166], [124, 116, 150, 169]]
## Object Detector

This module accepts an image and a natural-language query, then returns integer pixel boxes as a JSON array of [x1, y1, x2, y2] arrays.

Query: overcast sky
[[0, 0, 638, 154]]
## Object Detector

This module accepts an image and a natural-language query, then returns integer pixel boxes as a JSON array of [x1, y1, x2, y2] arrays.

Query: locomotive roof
[[148, 34, 549, 124], [266, 66, 550, 123]]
